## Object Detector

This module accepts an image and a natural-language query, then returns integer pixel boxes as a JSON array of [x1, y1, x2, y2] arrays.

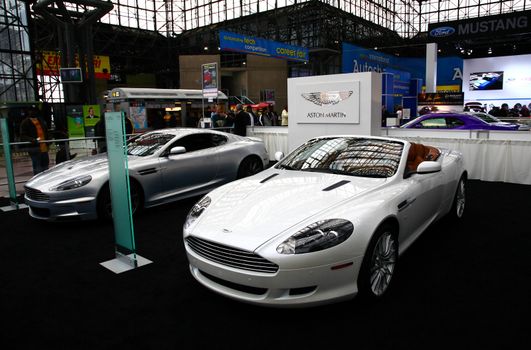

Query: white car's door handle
[[398, 197, 416, 211]]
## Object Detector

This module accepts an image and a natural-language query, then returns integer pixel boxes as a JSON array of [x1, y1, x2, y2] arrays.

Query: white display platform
[[100, 254, 152, 274], [0, 203, 27, 212]]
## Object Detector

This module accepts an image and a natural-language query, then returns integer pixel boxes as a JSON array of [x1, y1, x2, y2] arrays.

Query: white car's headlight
[[49, 175, 92, 191], [276, 219, 354, 255], [184, 196, 211, 230]]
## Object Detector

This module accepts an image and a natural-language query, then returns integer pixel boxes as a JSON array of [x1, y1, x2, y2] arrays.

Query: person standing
[[19, 109, 50, 175], [281, 106, 288, 126], [233, 104, 248, 136]]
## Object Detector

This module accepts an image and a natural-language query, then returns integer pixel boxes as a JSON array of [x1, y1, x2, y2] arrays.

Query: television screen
[[60, 68, 83, 83], [469, 71, 503, 91]]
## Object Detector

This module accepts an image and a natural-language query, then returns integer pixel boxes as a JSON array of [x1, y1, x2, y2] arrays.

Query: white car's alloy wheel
[[455, 178, 466, 218], [369, 231, 397, 296]]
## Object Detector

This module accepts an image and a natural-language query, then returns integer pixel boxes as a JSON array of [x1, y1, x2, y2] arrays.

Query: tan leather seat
[[407, 143, 440, 173]]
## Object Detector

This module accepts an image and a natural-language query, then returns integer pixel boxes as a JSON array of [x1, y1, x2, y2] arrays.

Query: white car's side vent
[[322, 180, 350, 191], [185, 236, 279, 273], [260, 173, 279, 183]]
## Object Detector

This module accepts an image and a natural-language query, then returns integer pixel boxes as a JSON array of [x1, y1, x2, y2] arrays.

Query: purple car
[[401, 112, 520, 131]]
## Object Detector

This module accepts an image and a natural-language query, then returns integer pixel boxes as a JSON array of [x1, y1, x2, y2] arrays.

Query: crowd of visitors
[[201, 103, 288, 134], [466, 102, 531, 118]]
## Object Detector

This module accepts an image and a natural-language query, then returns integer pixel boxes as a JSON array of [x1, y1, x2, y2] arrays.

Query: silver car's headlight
[[184, 196, 211, 230], [49, 175, 92, 191], [276, 219, 354, 255]]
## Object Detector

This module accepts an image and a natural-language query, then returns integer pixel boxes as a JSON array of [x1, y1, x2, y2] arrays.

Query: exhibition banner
[[83, 105, 101, 137], [428, 10, 531, 41], [463, 53, 531, 105], [202, 62, 218, 99], [36, 51, 111, 79], [342, 43, 463, 88], [66, 105, 85, 138], [104, 112, 136, 257], [219, 30, 309, 62], [418, 92, 464, 106], [129, 106, 147, 130]]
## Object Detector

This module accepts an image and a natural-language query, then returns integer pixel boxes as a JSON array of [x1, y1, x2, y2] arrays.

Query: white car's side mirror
[[417, 161, 441, 174], [169, 146, 186, 155], [274, 151, 284, 161]]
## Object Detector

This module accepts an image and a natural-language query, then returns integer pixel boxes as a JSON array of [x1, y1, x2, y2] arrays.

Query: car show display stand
[[0, 112, 26, 212], [99, 111, 152, 273]]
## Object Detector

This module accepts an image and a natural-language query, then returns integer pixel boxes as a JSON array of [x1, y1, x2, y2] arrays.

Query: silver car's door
[[398, 171, 444, 242], [158, 133, 221, 200]]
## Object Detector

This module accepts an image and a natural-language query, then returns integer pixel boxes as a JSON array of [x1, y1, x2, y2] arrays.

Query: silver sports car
[[183, 135, 467, 307], [24, 128, 269, 221]]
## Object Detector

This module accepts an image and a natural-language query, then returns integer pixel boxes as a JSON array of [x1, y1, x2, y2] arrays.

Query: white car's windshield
[[276, 137, 404, 178], [127, 132, 174, 156]]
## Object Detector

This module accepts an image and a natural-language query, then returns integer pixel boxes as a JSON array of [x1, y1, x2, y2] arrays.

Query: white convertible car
[[183, 135, 467, 307]]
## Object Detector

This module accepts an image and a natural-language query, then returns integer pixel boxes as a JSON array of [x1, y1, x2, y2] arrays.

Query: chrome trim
[[186, 236, 279, 273]]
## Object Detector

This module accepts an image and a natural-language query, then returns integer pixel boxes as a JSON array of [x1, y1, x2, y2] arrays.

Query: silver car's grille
[[186, 236, 279, 273], [24, 186, 50, 201]]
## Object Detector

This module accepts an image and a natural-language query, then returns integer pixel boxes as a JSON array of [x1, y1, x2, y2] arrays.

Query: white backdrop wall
[[463, 54, 531, 108], [287, 72, 382, 152]]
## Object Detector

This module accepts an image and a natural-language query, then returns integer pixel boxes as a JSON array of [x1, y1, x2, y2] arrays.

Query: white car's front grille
[[186, 236, 279, 273], [24, 186, 50, 201]]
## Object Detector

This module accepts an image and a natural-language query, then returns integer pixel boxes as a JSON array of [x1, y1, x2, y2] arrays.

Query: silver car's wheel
[[237, 156, 263, 179], [97, 181, 143, 220], [449, 175, 466, 220], [358, 224, 398, 299]]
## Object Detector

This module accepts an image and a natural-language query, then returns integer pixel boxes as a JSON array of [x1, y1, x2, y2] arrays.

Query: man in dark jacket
[[233, 104, 248, 136], [19, 109, 50, 175]]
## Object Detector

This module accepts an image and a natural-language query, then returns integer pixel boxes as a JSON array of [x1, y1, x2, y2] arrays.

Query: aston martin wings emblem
[[301, 91, 353, 106]]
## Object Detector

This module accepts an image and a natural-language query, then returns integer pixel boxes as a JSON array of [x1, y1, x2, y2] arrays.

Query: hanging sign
[[219, 30, 309, 62]]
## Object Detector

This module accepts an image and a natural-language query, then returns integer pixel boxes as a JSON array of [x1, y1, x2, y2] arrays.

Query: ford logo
[[429, 26, 455, 38]]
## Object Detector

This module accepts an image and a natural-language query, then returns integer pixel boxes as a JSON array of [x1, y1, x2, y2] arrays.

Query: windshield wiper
[[300, 167, 351, 176], [277, 164, 296, 170], [327, 168, 353, 176]]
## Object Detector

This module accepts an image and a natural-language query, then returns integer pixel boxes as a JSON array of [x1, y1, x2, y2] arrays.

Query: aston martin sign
[[296, 80, 360, 124]]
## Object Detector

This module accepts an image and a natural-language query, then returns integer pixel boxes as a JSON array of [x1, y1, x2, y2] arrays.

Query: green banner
[[66, 105, 85, 138], [104, 112, 136, 256]]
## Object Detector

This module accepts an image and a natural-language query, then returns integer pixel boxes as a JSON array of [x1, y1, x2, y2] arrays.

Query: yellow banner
[[421, 85, 461, 93], [36, 51, 111, 79]]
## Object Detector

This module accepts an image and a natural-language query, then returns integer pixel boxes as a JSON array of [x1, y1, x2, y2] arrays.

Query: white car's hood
[[190, 171, 387, 251]]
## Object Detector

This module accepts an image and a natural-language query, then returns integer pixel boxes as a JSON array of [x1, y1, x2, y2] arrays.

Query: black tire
[[449, 175, 466, 220], [96, 180, 143, 220], [237, 156, 263, 179], [357, 223, 398, 300]]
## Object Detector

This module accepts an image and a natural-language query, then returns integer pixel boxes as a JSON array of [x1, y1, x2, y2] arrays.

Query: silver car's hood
[[190, 170, 387, 251], [25, 154, 111, 189]]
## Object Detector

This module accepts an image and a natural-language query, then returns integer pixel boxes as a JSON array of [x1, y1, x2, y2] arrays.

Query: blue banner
[[342, 43, 463, 87], [219, 30, 309, 62]]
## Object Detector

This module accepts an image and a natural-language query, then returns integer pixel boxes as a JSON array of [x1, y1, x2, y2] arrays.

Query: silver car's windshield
[[276, 137, 404, 178], [127, 132, 174, 156]]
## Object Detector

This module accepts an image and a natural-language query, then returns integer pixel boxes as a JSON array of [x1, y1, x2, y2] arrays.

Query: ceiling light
[[488, 47, 492, 54]]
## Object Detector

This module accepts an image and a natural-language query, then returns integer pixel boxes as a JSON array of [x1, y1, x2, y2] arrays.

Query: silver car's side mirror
[[416, 161, 441, 174], [169, 146, 186, 155], [274, 151, 284, 161]]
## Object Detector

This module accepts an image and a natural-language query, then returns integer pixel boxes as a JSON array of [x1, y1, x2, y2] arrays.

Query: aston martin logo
[[301, 91, 353, 106]]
